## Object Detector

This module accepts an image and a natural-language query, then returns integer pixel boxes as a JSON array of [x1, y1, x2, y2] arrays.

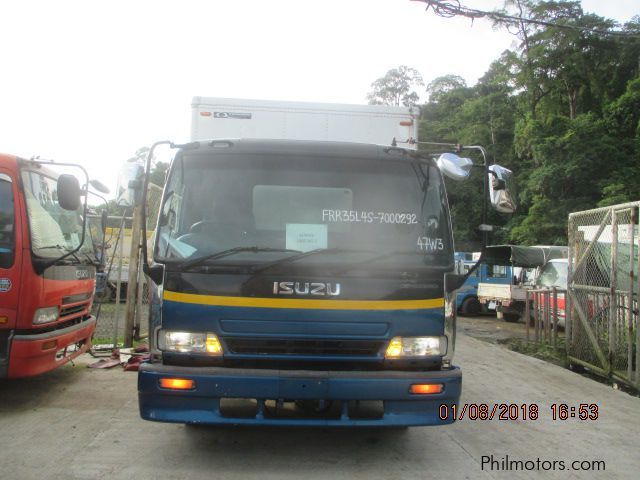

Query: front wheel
[[460, 297, 481, 316], [503, 312, 521, 323]]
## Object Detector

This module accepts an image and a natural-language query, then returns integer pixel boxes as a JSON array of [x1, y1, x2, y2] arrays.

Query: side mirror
[[117, 162, 145, 207], [436, 153, 473, 181], [488, 165, 516, 214], [57, 174, 82, 211]]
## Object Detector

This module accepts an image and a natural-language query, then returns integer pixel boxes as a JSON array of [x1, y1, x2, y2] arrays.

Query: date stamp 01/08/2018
[[439, 403, 599, 422]]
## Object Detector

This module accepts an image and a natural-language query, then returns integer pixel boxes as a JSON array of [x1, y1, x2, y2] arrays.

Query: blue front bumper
[[138, 364, 462, 427]]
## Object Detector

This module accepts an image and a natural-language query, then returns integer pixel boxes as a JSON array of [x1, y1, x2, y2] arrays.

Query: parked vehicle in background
[[455, 252, 512, 316], [0, 153, 99, 378], [136, 97, 516, 427], [534, 258, 568, 326], [477, 245, 568, 322]]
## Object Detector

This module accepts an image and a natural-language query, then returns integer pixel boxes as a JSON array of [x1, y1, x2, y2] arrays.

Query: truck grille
[[224, 338, 385, 356], [59, 303, 89, 319]]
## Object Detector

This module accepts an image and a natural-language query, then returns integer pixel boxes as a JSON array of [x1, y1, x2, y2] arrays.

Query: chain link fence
[[91, 183, 163, 347], [567, 202, 639, 388]]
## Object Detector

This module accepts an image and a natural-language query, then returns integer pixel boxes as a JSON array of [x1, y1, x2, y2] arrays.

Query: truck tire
[[460, 297, 481, 316], [503, 312, 521, 322]]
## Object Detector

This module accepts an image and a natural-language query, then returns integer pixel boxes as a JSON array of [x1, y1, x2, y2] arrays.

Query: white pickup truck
[[477, 245, 568, 322]]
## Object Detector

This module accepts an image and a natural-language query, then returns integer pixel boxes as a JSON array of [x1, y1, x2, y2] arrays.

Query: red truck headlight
[[33, 307, 59, 325]]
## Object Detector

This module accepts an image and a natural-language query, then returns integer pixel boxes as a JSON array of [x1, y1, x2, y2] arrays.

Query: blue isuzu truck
[[136, 98, 515, 427]]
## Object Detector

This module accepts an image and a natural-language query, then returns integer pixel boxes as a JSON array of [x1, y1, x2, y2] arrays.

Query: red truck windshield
[[155, 151, 453, 270], [21, 169, 93, 260]]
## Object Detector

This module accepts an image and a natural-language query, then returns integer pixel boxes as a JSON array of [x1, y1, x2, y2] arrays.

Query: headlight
[[33, 307, 59, 325], [158, 331, 223, 355], [385, 336, 447, 358]]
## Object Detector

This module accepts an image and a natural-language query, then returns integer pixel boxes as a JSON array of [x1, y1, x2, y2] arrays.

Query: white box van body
[[191, 97, 418, 147]]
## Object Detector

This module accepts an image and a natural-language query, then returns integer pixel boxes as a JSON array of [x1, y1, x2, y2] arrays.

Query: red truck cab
[[535, 258, 568, 326], [0, 154, 97, 378]]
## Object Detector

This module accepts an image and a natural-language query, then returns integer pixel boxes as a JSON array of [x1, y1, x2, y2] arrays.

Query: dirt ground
[[457, 313, 531, 344], [2, 318, 639, 479]]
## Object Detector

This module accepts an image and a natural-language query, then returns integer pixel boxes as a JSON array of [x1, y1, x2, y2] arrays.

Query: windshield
[[537, 261, 568, 289], [21, 169, 92, 259], [155, 150, 453, 270]]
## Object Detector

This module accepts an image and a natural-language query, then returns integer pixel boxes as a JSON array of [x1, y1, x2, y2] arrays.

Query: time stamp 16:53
[[438, 403, 599, 422]]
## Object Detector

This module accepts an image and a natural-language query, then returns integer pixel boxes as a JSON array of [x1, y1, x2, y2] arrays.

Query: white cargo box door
[[191, 97, 417, 147]]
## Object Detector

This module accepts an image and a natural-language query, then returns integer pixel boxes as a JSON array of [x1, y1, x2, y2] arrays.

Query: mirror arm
[[445, 247, 488, 294], [463, 146, 490, 248], [86, 190, 109, 268], [141, 141, 173, 276]]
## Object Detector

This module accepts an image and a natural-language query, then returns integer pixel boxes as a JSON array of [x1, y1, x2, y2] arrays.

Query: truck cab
[[535, 258, 568, 326], [0, 154, 97, 378], [455, 252, 512, 316], [137, 98, 516, 427], [138, 139, 463, 426]]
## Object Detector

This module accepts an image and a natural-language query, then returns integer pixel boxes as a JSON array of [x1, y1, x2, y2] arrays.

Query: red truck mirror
[[57, 174, 82, 211]]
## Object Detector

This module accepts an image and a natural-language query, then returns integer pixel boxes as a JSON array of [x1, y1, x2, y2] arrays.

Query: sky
[[0, 0, 637, 198]]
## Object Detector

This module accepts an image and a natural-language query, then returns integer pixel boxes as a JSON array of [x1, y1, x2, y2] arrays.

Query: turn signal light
[[159, 378, 195, 390], [409, 383, 443, 395], [42, 340, 58, 351]]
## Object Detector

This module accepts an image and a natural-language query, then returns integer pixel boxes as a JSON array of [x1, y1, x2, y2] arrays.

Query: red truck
[[0, 153, 98, 378]]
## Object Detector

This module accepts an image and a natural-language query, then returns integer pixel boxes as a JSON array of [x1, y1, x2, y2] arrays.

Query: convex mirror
[[488, 164, 516, 214], [436, 153, 473, 181]]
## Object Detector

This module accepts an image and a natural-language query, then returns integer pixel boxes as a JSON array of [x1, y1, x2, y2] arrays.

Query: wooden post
[[112, 216, 125, 349], [552, 287, 558, 349], [124, 204, 142, 348], [525, 290, 530, 342]]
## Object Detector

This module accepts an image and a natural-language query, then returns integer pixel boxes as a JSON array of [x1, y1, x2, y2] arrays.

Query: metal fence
[[525, 288, 566, 349], [567, 202, 639, 388], [91, 183, 164, 347]]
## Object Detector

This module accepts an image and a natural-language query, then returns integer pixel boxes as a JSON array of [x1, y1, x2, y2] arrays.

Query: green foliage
[[367, 66, 424, 107], [414, 0, 640, 247], [148, 161, 168, 188]]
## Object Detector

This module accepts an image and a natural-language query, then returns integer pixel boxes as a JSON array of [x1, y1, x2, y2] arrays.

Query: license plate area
[[278, 377, 328, 398], [218, 398, 383, 420]]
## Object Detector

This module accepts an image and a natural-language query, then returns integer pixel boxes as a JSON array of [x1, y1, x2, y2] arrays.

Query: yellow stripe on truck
[[163, 290, 445, 311]]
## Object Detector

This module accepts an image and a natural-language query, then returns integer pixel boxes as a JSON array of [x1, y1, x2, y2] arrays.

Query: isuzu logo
[[75, 269, 90, 280], [273, 281, 341, 296]]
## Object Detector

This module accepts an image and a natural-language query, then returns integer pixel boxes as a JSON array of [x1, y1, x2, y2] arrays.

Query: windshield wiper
[[250, 247, 367, 274], [37, 244, 81, 262], [36, 245, 96, 266], [177, 246, 303, 270]]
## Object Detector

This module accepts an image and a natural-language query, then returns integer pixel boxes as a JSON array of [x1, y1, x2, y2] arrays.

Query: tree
[[426, 75, 467, 103], [127, 146, 168, 188], [148, 161, 168, 188], [367, 66, 424, 106]]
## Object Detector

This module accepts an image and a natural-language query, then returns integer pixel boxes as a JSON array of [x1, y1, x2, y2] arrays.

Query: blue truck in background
[[455, 252, 512, 316], [135, 98, 517, 427]]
